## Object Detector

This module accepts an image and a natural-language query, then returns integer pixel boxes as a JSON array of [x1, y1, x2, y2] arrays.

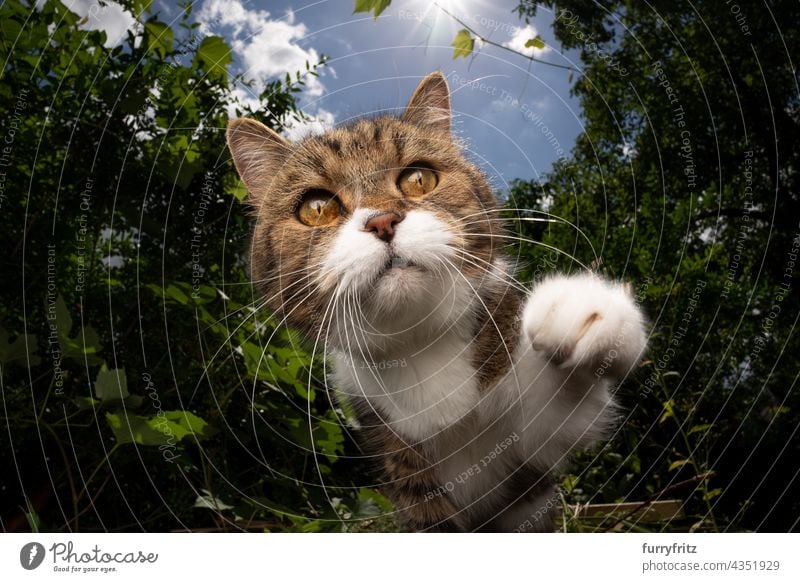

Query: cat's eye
[[297, 191, 341, 226], [397, 165, 438, 197]]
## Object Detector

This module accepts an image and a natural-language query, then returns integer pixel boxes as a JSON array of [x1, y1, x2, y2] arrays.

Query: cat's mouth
[[377, 254, 420, 277]]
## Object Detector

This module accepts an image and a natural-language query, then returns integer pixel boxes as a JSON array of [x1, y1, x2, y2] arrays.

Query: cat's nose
[[364, 212, 404, 243]]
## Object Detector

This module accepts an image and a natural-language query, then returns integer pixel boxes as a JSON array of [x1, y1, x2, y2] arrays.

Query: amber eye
[[297, 191, 341, 226], [397, 166, 438, 197]]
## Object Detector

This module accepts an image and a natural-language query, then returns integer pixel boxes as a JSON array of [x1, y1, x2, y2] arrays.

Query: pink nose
[[364, 212, 403, 242]]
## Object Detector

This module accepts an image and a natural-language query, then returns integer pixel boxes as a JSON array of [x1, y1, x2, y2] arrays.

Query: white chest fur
[[332, 333, 481, 442]]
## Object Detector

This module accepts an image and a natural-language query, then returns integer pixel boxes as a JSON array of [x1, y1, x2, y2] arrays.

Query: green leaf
[[230, 181, 249, 202], [73, 396, 100, 410], [659, 399, 675, 423], [194, 36, 233, 82], [452, 29, 474, 59], [767, 405, 790, 417], [0, 325, 40, 366], [525, 35, 545, 50], [688, 423, 712, 435], [314, 418, 344, 461], [133, 0, 153, 16], [703, 488, 722, 501], [164, 283, 190, 305], [48, 295, 103, 364], [25, 511, 41, 533], [0, 18, 22, 39], [94, 365, 129, 401], [668, 459, 689, 471], [561, 474, 579, 494], [105, 410, 211, 446], [194, 488, 234, 511], [144, 20, 173, 58], [357, 488, 394, 514], [353, 0, 391, 18]]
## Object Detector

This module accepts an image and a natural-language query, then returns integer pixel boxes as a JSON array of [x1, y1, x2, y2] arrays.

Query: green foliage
[[353, 0, 391, 19], [104, 410, 211, 446], [0, 0, 370, 533], [511, 0, 800, 532], [194, 36, 233, 82], [451, 29, 475, 59], [524, 36, 545, 50]]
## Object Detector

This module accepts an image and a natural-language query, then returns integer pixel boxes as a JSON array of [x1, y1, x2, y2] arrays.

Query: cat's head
[[226, 72, 508, 348]]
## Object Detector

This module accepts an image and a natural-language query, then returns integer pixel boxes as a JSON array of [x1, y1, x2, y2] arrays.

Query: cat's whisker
[[191, 273, 323, 407], [243, 278, 331, 472], [436, 255, 527, 420], [186, 295, 273, 404], [318, 282, 367, 447], [460, 233, 594, 271], [201, 273, 316, 332], [450, 248, 530, 294], [341, 289, 403, 422], [247, 262, 326, 286], [298, 281, 351, 527], [200, 261, 326, 331], [454, 208, 600, 262], [199, 295, 269, 331], [336, 287, 434, 465], [453, 206, 569, 222], [216, 262, 323, 287]]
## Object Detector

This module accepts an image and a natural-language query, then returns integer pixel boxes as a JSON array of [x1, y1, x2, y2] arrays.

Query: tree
[[507, 0, 800, 531], [0, 0, 381, 532]]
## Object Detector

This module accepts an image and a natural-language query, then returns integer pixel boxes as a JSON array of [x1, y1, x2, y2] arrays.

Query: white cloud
[[504, 25, 551, 57], [197, 0, 325, 98], [63, 0, 140, 48], [284, 108, 336, 141]]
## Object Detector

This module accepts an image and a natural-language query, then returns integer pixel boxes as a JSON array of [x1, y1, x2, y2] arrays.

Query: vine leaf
[[105, 410, 212, 446], [452, 29, 474, 59], [0, 326, 40, 366], [50, 295, 103, 365], [94, 365, 129, 401], [194, 36, 233, 82], [353, 0, 391, 19], [525, 36, 545, 50]]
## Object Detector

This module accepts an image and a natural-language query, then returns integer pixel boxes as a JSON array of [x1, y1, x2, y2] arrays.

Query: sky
[[70, 0, 586, 190]]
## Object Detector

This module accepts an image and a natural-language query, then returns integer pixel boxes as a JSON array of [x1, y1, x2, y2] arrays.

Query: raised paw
[[522, 274, 647, 376]]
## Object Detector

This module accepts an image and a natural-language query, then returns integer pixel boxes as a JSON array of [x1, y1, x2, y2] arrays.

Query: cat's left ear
[[402, 71, 451, 132]]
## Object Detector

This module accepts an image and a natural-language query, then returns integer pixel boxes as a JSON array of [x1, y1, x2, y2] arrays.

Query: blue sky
[[189, 0, 585, 189], [75, 0, 586, 189]]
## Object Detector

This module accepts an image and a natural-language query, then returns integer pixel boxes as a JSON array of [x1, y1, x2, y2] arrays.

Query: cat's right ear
[[226, 118, 291, 201], [402, 71, 451, 132]]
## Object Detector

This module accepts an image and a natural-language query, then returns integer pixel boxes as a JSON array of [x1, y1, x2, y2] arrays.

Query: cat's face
[[227, 72, 505, 347]]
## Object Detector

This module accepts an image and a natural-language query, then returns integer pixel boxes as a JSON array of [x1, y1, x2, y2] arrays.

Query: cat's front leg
[[522, 273, 647, 378]]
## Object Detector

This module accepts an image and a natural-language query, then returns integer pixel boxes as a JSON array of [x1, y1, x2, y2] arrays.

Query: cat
[[225, 71, 647, 532]]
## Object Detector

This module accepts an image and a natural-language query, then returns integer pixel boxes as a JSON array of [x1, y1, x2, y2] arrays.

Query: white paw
[[523, 274, 647, 375]]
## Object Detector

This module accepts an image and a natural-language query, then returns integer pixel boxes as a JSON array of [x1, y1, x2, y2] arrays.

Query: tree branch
[[433, 1, 579, 72]]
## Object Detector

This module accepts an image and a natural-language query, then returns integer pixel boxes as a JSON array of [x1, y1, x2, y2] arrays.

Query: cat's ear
[[402, 71, 451, 132], [226, 117, 291, 200]]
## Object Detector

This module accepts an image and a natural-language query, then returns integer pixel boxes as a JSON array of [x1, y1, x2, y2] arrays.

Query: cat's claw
[[523, 274, 647, 376]]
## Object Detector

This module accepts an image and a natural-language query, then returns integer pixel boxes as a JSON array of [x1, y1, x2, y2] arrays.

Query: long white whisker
[[453, 207, 600, 263], [450, 248, 530, 294], [437, 254, 526, 421], [336, 285, 433, 466], [460, 233, 593, 271]]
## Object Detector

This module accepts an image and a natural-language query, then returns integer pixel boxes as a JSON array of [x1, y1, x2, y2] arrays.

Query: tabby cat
[[226, 72, 647, 532]]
